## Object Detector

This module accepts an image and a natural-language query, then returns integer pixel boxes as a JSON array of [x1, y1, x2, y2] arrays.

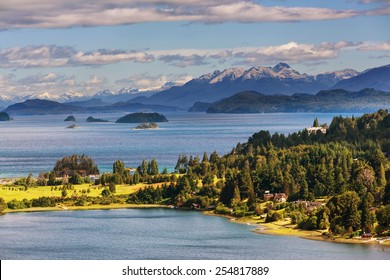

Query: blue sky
[[0, 0, 389, 98]]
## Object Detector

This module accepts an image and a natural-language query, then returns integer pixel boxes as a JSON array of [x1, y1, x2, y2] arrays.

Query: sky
[[0, 0, 389, 98]]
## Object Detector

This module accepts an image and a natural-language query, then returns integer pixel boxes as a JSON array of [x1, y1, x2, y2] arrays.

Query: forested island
[[116, 112, 168, 123], [0, 112, 11, 121], [64, 115, 76, 122], [1, 109, 390, 244], [86, 116, 109, 122]]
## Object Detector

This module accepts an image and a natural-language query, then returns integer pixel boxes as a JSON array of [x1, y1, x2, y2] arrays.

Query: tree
[[37, 172, 47, 186], [313, 117, 320, 127], [360, 194, 373, 233], [113, 160, 125, 175], [384, 182, 390, 205], [69, 172, 83, 185], [219, 170, 236, 206], [0, 197, 7, 213], [48, 171, 57, 186], [101, 189, 111, 197], [109, 182, 116, 193], [133, 170, 140, 184], [148, 159, 159, 175]]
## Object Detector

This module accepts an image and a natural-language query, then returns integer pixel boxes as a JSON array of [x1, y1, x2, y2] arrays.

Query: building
[[307, 127, 327, 135], [273, 193, 287, 203]]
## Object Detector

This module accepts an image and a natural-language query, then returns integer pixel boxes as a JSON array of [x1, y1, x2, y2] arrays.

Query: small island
[[66, 124, 77, 129], [64, 115, 76, 122], [86, 116, 109, 122], [134, 122, 159, 130], [116, 112, 168, 123], [0, 112, 11, 121]]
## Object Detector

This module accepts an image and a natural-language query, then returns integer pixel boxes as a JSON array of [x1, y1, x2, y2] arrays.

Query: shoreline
[[2, 203, 390, 248], [2, 203, 169, 214], [204, 211, 390, 247]]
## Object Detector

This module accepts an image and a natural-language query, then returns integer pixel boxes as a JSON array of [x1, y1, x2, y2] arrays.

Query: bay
[[0, 208, 388, 260], [0, 112, 349, 178]]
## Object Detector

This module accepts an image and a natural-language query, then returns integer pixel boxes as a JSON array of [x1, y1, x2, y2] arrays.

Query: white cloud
[[115, 73, 193, 91], [154, 41, 367, 67], [2, 41, 389, 70], [357, 41, 390, 51], [0, 1, 368, 29], [0, 46, 154, 68]]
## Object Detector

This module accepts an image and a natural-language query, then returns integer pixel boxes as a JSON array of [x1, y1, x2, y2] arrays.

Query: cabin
[[293, 200, 323, 212], [191, 203, 200, 210], [273, 193, 287, 203], [263, 190, 274, 201], [307, 127, 327, 135], [362, 233, 373, 239]]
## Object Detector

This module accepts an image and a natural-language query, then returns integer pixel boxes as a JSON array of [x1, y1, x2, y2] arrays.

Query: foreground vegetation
[[1, 109, 390, 245]]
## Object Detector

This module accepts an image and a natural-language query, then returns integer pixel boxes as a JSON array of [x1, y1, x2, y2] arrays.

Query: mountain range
[[2, 63, 390, 114], [204, 88, 390, 113]]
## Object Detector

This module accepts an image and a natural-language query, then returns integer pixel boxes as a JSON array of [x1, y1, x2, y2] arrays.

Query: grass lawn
[[0, 182, 163, 202]]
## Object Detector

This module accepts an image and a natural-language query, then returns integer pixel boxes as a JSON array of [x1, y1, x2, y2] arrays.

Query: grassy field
[[0, 182, 162, 202]]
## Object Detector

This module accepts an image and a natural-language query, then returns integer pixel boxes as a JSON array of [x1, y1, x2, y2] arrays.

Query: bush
[[265, 211, 282, 222], [215, 204, 232, 215]]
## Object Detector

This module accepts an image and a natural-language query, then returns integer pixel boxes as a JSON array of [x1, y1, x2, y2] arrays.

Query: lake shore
[[204, 211, 390, 247], [2, 203, 169, 214], [2, 199, 389, 248]]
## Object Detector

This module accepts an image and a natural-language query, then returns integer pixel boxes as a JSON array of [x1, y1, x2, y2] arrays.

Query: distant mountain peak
[[209, 67, 245, 84], [94, 89, 114, 97], [273, 62, 291, 72]]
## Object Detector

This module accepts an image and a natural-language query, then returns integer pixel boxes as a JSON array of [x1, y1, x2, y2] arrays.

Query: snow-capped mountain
[[332, 64, 390, 92], [132, 63, 341, 108], [316, 69, 360, 86]]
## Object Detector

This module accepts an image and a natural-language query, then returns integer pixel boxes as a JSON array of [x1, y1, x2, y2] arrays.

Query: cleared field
[[0, 183, 162, 202]]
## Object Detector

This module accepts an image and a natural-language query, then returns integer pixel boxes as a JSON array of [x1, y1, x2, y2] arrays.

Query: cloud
[[357, 41, 390, 51], [0, 1, 365, 29], [2, 41, 390, 70], [158, 54, 209, 67], [0, 72, 110, 98], [115, 73, 193, 91], [0, 45, 154, 68], [154, 41, 367, 67]]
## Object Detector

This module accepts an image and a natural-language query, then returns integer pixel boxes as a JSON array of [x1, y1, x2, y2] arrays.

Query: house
[[78, 170, 88, 177], [307, 127, 327, 135], [293, 200, 323, 212], [273, 193, 287, 203], [88, 174, 101, 183], [362, 233, 373, 239], [263, 190, 274, 201]]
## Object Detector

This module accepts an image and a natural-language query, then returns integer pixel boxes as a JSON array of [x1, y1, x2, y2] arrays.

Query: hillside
[[4, 99, 82, 115], [332, 64, 390, 92], [206, 88, 390, 113]]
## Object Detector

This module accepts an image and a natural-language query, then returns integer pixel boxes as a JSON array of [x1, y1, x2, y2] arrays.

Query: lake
[[0, 112, 349, 178], [0, 208, 388, 260]]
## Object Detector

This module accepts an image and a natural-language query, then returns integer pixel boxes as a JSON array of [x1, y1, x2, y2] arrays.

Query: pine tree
[[313, 117, 320, 127]]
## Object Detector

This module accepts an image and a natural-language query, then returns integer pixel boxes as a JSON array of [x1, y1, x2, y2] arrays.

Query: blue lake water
[[0, 112, 351, 178], [0, 208, 388, 260], [1, 111, 388, 260]]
